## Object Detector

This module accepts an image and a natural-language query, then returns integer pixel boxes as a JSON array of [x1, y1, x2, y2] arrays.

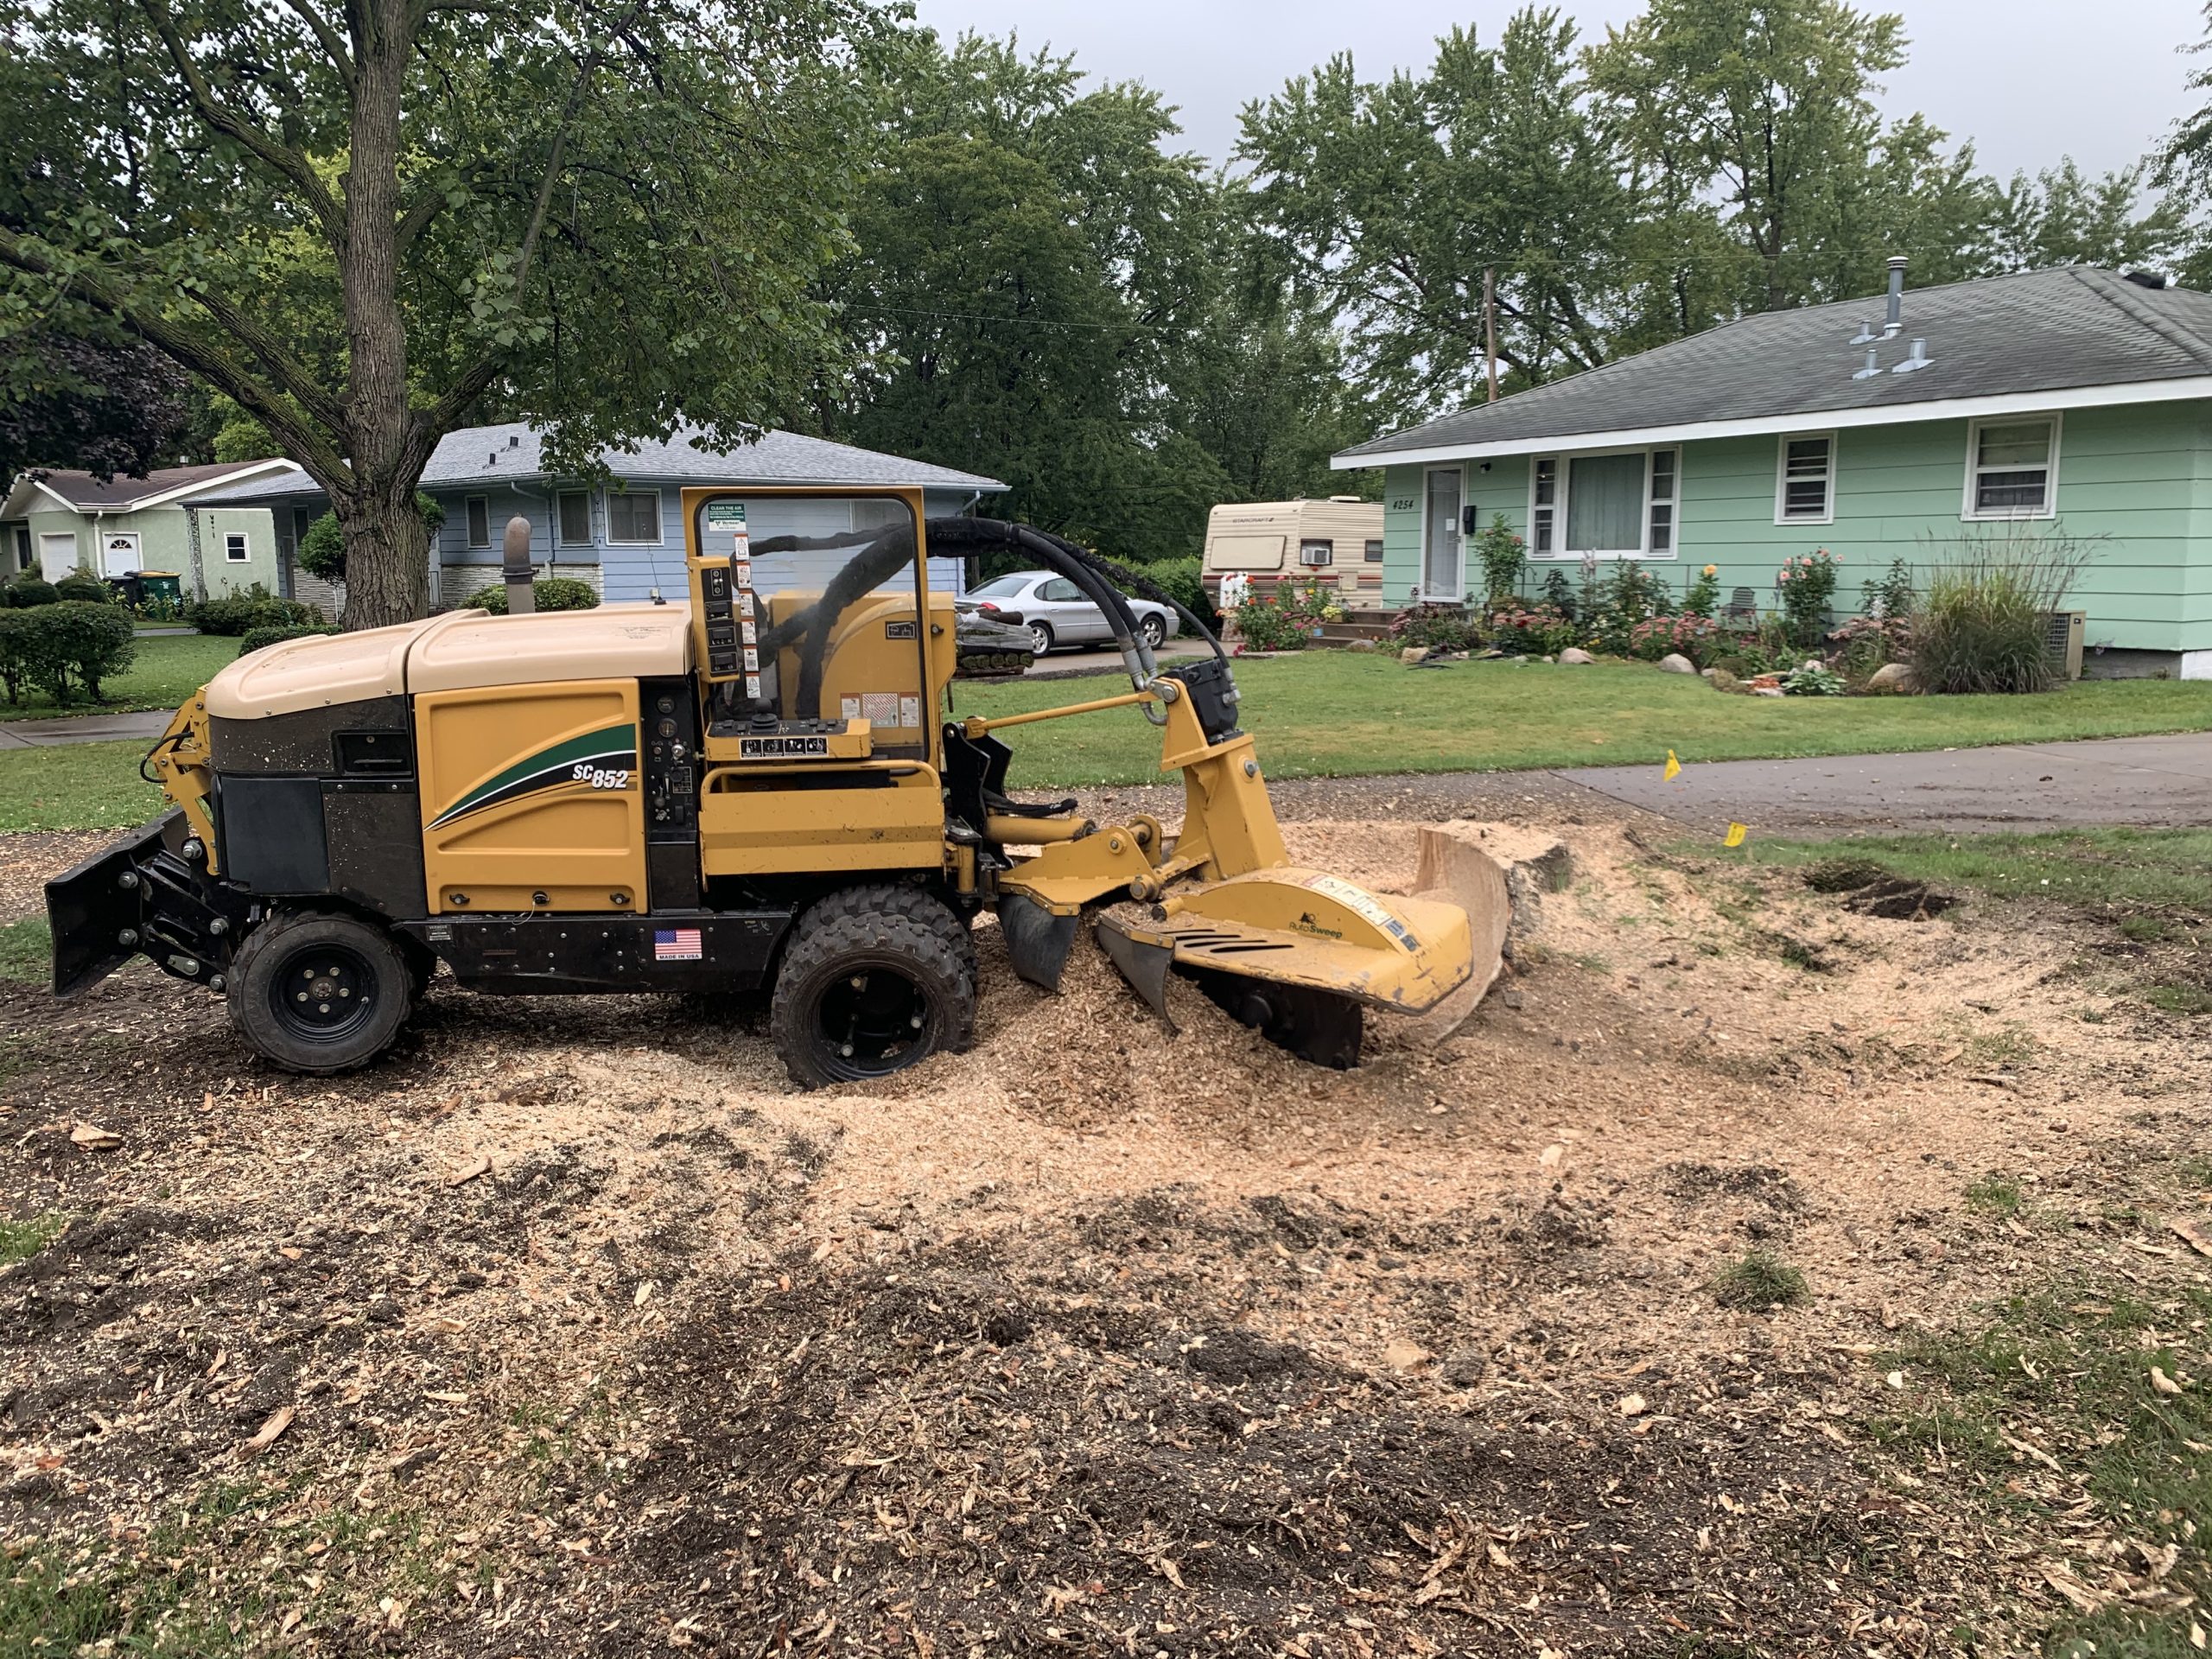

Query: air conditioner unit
[[1297, 539, 1333, 568], [2042, 609, 2086, 680]]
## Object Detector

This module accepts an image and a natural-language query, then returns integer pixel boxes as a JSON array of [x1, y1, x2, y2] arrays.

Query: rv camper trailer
[[1201, 498, 1384, 613]]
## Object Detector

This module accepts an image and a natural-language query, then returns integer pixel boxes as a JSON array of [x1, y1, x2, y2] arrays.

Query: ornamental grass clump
[[1909, 524, 2092, 695]]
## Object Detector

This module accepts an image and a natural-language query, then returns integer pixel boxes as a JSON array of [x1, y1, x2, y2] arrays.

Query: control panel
[[640, 678, 699, 839]]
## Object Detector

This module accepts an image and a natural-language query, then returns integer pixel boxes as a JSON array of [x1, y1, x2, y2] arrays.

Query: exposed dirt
[[3, 814, 2210, 1655]]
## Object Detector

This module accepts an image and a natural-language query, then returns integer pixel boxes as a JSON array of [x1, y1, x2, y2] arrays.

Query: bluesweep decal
[[427, 723, 639, 830]]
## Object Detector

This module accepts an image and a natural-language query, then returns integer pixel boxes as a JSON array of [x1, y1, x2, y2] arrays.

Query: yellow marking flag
[[1663, 749, 1681, 781], [1723, 823, 1749, 849]]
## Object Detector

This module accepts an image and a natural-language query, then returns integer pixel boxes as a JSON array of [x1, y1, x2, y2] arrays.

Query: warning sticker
[[704, 502, 747, 526], [741, 647, 759, 671], [1301, 874, 1420, 953], [734, 590, 753, 617], [734, 563, 753, 590], [740, 620, 756, 645], [744, 675, 761, 699], [840, 696, 861, 722], [899, 696, 921, 729], [861, 692, 899, 726]]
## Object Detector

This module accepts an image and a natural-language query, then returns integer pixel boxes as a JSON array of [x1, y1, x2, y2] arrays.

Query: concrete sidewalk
[[1553, 732, 2212, 836], [0, 709, 172, 751]]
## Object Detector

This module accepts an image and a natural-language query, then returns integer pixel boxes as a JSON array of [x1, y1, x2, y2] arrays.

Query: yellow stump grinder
[[48, 489, 1508, 1085]]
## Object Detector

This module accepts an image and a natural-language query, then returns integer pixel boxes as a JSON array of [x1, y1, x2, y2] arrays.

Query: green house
[[1333, 264, 2212, 678]]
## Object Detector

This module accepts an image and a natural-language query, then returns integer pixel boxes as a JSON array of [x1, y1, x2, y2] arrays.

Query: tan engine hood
[[202, 601, 695, 720]]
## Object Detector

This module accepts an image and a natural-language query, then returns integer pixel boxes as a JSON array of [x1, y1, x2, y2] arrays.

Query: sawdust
[[3, 816, 2208, 1653]]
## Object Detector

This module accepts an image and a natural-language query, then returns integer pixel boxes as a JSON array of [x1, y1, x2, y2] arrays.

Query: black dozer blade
[[1095, 918, 1176, 1027], [999, 892, 1081, 992]]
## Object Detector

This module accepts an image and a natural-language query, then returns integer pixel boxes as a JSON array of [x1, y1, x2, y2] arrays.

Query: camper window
[[1363, 539, 1384, 563]]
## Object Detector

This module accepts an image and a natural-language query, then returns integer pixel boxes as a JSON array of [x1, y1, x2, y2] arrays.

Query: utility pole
[[1484, 267, 1499, 403]]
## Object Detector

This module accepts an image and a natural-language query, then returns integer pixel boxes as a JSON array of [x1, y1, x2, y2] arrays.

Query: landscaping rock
[[1864, 661, 1917, 695], [1657, 652, 1697, 674], [1346, 638, 1377, 652], [1558, 647, 1594, 665], [1399, 646, 1429, 664]]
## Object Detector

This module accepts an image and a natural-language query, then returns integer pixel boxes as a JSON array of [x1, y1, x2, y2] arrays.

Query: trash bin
[[138, 571, 182, 608], [108, 573, 144, 608]]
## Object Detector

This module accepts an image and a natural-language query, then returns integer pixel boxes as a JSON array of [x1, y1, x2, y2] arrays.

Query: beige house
[[1200, 497, 1387, 610], [2, 460, 297, 600]]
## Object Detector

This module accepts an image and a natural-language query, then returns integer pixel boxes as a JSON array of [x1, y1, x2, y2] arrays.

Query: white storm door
[[1422, 467, 1464, 601]]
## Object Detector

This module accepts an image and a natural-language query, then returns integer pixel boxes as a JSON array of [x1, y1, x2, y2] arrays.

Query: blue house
[[197, 421, 1006, 616]]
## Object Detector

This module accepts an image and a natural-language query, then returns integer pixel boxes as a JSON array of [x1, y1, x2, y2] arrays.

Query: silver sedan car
[[957, 570, 1179, 657]]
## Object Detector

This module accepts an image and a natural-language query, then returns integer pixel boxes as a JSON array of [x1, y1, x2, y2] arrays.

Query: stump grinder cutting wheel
[[47, 488, 1510, 1086]]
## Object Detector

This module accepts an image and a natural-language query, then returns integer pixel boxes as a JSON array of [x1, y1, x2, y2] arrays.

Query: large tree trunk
[[333, 482, 429, 627], [336, 3, 427, 630]]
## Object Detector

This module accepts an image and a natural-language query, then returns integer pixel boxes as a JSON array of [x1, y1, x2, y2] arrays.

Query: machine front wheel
[[228, 910, 414, 1075], [771, 886, 976, 1088]]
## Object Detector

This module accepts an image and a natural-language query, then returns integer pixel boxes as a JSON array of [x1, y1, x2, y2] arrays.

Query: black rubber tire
[[771, 885, 976, 1088], [227, 910, 414, 1075], [1140, 613, 1166, 650], [1027, 620, 1054, 657]]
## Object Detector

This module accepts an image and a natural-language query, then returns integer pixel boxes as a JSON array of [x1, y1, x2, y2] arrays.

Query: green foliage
[[1682, 564, 1722, 619], [1628, 613, 1718, 665], [1780, 660, 1846, 696], [3, 576, 57, 607], [1230, 582, 1336, 652], [1122, 559, 1218, 634], [52, 573, 109, 604], [1709, 1249, 1808, 1309], [1860, 557, 1917, 620], [464, 578, 601, 615], [0, 917, 50, 984], [1482, 602, 1579, 657], [297, 512, 346, 584], [1581, 559, 1671, 652], [7, 601, 137, 702], [238, 624, 341, 657], [1910, 525, 2089, 695], [1473, 514, 1527, 605], [1537, 569, 1578, 621], [1733, 827, 2212, 918], [186, 588, 315, 637], [1772, 550, 1839, 645], [1962, 1175, 2023, 1217], [1391, 603, 1479, 654]]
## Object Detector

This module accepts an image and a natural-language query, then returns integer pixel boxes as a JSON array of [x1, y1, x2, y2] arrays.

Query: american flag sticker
[[655, 927, 703, 962]]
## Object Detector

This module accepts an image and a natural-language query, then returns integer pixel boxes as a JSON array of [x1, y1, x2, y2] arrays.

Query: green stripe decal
[[429, 722, 637, 829]]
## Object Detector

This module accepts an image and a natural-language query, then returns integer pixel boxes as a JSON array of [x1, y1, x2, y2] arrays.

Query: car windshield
[[969, 575, 1033, 601]]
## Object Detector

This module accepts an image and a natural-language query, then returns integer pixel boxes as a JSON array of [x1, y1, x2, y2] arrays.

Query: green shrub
[[1780, 660, 1846, 696], [1230, 582, 1335, 652], [3, 576, 59, 608], [1909, 526, 2090, 695], [1482, 601, 1578, 657], [1773, 550, 1839, 645], [53, 573, 110, 605], [1390, 601, 1477, 653], [185, 583, 316, 635], [1474, 514, 1526, 605], [298, 512, 347, 583], [15, 601, 137, 702], [238, 624, 342, 656], [1538, 569, 1577, 620], [463, 577, 602, 614], [1121, 557, 1218, 633], [1683, 563, 1723, 618]]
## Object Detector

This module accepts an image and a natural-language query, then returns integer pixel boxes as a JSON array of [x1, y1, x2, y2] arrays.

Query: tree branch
[[132, 0, 345, 239], [0, 228, 352, 487], [279, 0, 356, 93]]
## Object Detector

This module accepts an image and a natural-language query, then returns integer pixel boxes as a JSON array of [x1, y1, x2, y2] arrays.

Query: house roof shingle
[[11, 460, 291, 512], [1334, 266, 2212, 464], [194, 423, 1007, 505]]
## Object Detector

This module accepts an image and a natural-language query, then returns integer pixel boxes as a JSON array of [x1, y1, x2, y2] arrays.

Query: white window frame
[[1773, 432, 1836, 526], [1962, 413, 2061, 521], [1527, 445, 1681, 561], [605, 487, 663, 546], [465, 495, 491, 548], [223, 531, 251, 563], [555, 489, 594, 547]]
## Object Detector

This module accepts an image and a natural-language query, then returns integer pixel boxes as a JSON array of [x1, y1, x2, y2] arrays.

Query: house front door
[[1422, 468, 1463, 602]]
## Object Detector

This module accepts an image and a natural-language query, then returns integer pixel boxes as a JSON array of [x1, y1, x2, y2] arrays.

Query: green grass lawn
[[0, 740, 163, 831], [1, 630, 232, 720], [961, 653, 2212, 786], [1727, 827, 2212, 918]]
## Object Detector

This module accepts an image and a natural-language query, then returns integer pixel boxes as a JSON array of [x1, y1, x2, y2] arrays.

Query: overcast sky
[[906, 0, 2207, 185]]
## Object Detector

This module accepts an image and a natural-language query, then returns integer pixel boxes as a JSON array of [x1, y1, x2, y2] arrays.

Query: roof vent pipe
[[1849, 318, 1878, 345], [1891, 336, 1933, 374], [1884, 256, 1907, 335], [1853, 346, 1882, 381]]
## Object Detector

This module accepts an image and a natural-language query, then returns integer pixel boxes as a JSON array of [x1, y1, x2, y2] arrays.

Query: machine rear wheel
[[772, 886, 976, 1088], [228, 910, 413, 1075]]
